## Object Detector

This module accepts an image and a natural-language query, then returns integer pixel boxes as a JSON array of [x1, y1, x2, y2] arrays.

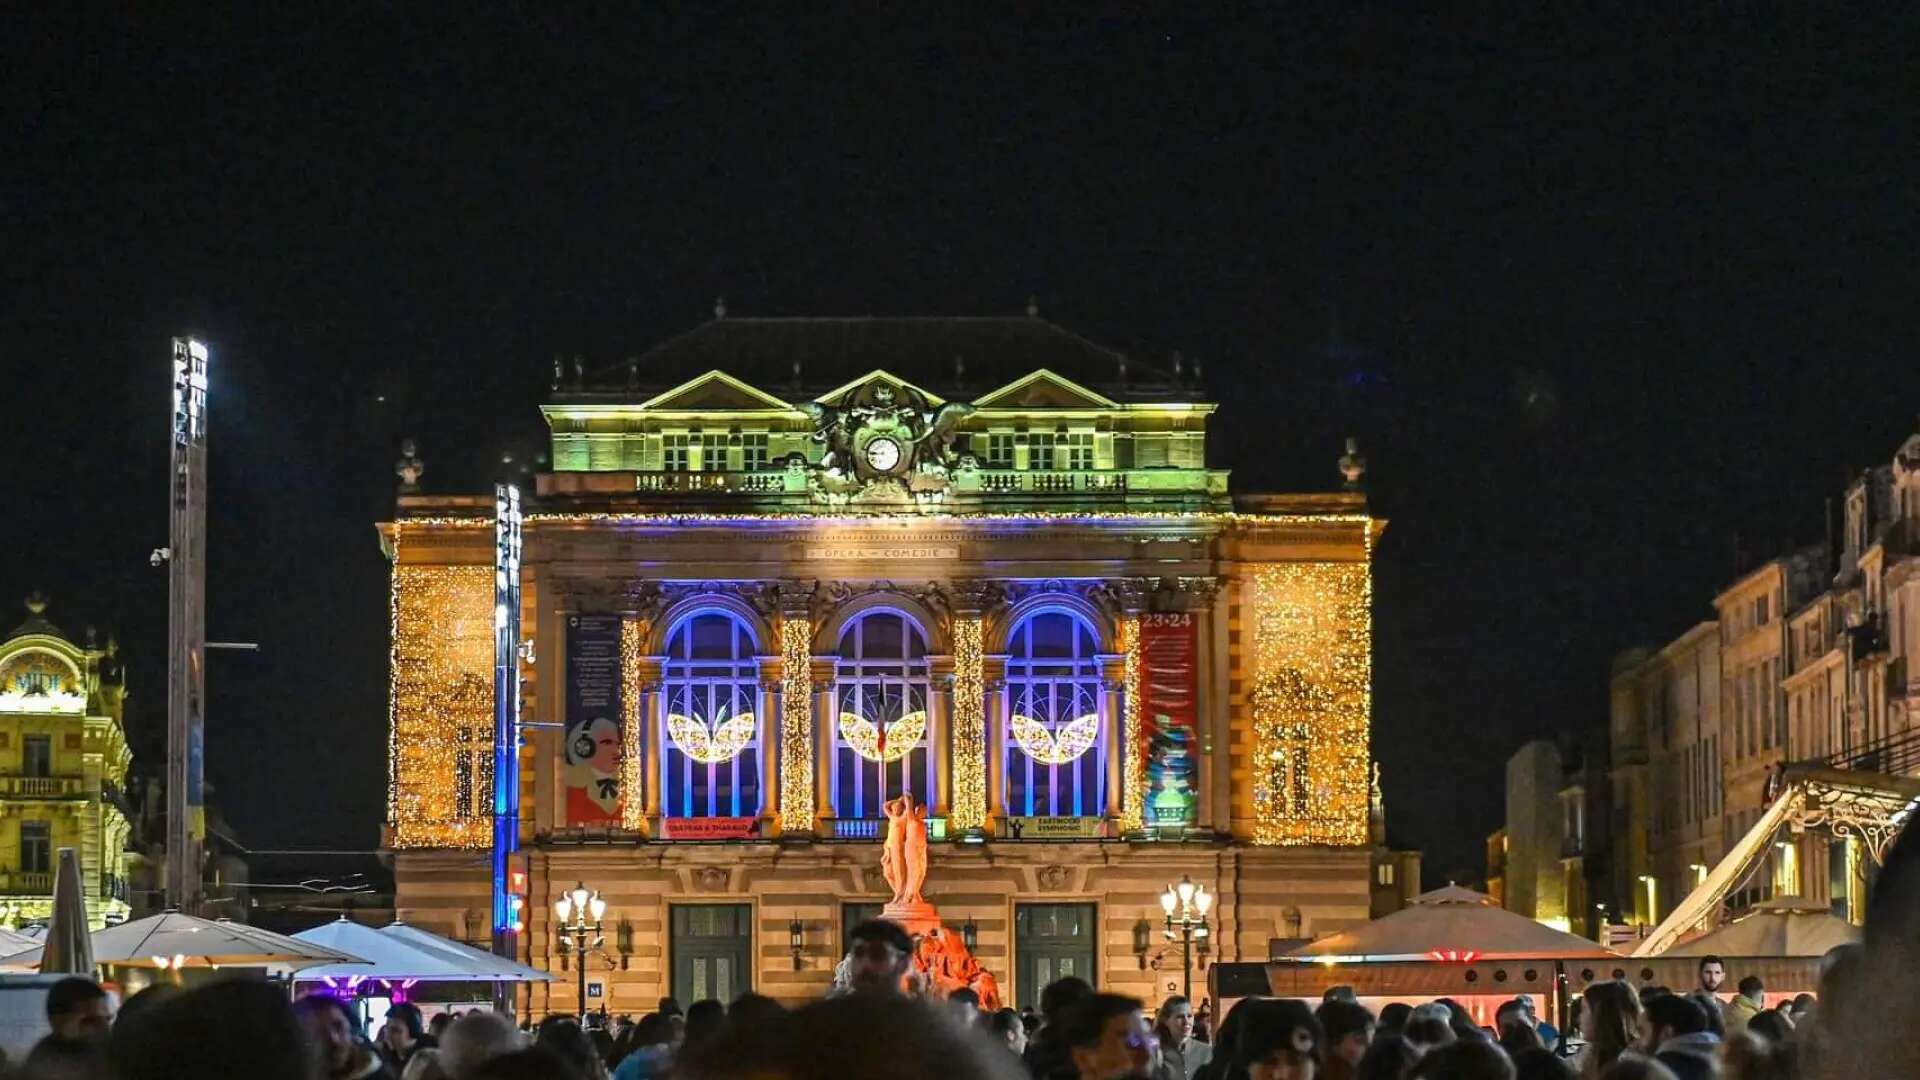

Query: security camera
[[150, 547, 172, 567]]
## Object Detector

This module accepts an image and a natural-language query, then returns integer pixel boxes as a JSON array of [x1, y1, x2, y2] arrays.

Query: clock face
[[864, 436, 902, 472]]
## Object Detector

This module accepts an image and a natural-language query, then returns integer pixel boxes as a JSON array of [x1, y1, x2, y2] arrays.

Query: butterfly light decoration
[[666, 710, 757, 765], [839, 710, 927, 763], [1011, 713, 1100, 765]]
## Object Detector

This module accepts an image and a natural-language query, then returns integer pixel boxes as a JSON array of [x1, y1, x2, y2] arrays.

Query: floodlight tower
[[166, 337, 210, 914]]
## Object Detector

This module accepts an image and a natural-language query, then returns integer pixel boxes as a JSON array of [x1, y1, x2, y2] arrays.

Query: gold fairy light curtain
[[1248, 554, 1372, 847], [388, 563, 496, 848]]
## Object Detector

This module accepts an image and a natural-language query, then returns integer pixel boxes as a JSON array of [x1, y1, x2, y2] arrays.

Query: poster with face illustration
[[565, 614, 624, 825], [1140, 613, 1198, 827]]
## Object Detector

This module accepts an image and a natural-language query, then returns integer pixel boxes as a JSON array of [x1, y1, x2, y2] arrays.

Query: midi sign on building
[[381, 312, 1383, 1015]]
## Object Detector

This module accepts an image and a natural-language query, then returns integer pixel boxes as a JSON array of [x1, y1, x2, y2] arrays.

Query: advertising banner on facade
[[661, 816, 758, 840], [565, 614, 624, 825], [1139, 613, 1198, 827], [1005, 816, 1111, 840]]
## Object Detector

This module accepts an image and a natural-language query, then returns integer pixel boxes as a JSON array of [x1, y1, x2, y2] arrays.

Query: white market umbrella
[[41, 848, 95, 974], [5, 910, 366, 971], [294, 917, 553, 983], [1663, 900, 1860, 958], [1288, 883, 1620, 962], [0, 926, 42, 965]]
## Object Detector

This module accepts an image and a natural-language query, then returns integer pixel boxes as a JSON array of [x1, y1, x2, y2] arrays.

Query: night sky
[[8, 10, 1918, 881]]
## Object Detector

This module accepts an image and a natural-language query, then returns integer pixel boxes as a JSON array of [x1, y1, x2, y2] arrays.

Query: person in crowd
[[21, 975, 113, 1076], [296, 994, 396, 1080], [1509, 1048, 1575, 1080], [1026, 976, 1097, 1080], [1493, 1000, 1533, 1038], [464, 1045, 583, 1080], [400, 1048, 450, 1080], [1721, 977, 1763, 1036], [1785, 994, 1813, 1026], [1191, 997, 1256, 1080], [1315, 999, 1374, 1080], [681, 999, 727, 1058], [109, 977, 317, 1080], [1411, 1040, 1514, 1080], [1593, 1059, 1675, 1080], [1679, 993, 1722, 1040], [1155, 995, 1212, 1080], [1403, 1017, 1456, 1053], [438, 1011, 525, 1078], [1693, 957, 1725, 998], [380, 1002, 437, 1071], [989, 1007, 1028, 1056], [1232, 998, 1321, 1080], [1194, 999, 1213, 1044], [610, 1013, 675, 1080], [727, 992, 785, 1031], [950, 986, 983, 1026], [1323, 987, 1358, 1005], [428, 1012, 456, 1043], [536, 1016, 609, 1080], [1720, 1030, 1793, 1080], [1378, 1003, 1413, 1039], [844, 918, 915, 997], [1742, 1010, 1790, 1045], [1433, 1000, 1482, 1043], [1512, 996, 1556, 1050], [673, 993, 1024, 1080], [1358, 1033, 1422, 1080], [1636, 993, 1714, 1060], [1574, 981, 1641, 1080], [1496, 1021, 1542, 1058], [1058, 993, 1157, 1080]]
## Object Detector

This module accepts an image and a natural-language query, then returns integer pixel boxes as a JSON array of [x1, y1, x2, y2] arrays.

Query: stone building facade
[[382, 315, 1383, 1013], [1594, 422, 1920, 932]]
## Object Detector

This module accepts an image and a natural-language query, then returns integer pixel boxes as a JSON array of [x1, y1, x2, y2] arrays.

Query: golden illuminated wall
[[948, 616, 986, 833], [1247, 552, 1372, 846], [778, 615, 814, 831], [388, 561, 496, 848]]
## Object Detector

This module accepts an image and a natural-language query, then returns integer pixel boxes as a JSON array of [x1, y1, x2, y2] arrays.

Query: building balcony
[[0, 870, 52, 895], [0, 775, 85, 799], [541, 466, 1231, 500]]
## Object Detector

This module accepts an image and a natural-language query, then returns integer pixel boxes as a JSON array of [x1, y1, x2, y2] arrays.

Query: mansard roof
[[568, 315, 1193, 404]]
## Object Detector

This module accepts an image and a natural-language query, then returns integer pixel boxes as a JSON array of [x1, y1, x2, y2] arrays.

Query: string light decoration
[[778, 616, 814, 832], [948, 616, 986, 833], [1120, 614, 1144, 833], [667, 711, 757, 764], [388, 561, 496, 849], [620, 618, 646, 831], [839, 710, 926, 763], [1247, 529, 1373, 847], [1010, 713, 1100, 765]]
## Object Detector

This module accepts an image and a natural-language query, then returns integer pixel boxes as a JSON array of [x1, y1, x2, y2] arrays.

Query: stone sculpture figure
[[881, 793, 929, 907]]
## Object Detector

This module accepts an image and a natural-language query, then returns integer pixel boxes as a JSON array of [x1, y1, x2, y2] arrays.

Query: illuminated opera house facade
[[382, 313, 1385, 1012]]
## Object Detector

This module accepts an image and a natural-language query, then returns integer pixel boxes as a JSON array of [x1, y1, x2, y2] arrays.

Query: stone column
[[928, 654, 955, 818], [983, 655, 1009, 830], [811, 657, 840, 833], [634, 655, 665, 834], [756, 656, 783, 834], [1100, 655, 1127, 822]]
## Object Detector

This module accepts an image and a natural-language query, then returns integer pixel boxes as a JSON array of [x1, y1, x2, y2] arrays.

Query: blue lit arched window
[[832, 610, 934, 820], [1004, 609, 1106, 817], [661, 611, 762, 819]]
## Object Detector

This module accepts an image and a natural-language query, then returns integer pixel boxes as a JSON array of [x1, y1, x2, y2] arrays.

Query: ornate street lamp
[[1159, 874, 1213, 1001], [555, 882, 608, 1018]]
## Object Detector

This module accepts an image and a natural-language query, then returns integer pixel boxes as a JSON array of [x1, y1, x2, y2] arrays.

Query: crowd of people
[[4, 852, 1919, 1080]]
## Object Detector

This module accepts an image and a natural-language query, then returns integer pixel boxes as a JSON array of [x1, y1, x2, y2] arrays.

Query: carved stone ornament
[[794, 378, 977, 504], [1037, 865, 1070, 892], [695, 866, 730, 892]]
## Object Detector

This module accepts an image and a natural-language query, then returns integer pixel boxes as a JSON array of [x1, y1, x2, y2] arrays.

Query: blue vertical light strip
[[490, 484, 523, 952]]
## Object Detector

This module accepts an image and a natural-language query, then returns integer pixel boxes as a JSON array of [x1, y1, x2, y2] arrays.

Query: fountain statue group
[[833, 792, 1002, 1009]]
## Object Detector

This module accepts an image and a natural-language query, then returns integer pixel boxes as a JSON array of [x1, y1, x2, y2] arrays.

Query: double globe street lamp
[[555, 882, 608, 1018], [1160, 875, 1213, 1001]]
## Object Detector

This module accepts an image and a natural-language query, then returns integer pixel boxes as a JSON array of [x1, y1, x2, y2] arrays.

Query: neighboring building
[[1483, 827, 1506, 908], [1368, 766, 1421, 918], [1593, 421, 1920, 931], [382, 313, 1386, 1014], [0, 597, 133, 928], [1501, 740, 1569, 930]]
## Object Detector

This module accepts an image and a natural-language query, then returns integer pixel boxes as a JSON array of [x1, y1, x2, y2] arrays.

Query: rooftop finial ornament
[[396, 438, 425, 494], [1338, 436, 1367, 490], [24, 592, 48, 616], [714, 296, 727, 319], [1026, 294, 1039, 318]]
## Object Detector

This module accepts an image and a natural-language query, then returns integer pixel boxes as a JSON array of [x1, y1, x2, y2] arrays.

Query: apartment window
[[1028, 433, 1056, 470], [740, 434, 769, 471], [1756, 595, 1769, 625], [1376, 863, 1395, 886], [664, 434, 697, 471], [21, 735, 51, 778], [985, 434, 1016, 469], [1063, 432, 1094, 471], [19, 822, 50, 874]]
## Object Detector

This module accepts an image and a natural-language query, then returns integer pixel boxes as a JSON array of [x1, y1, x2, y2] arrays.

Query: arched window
[[661, 611, 762, 819], [832, 610, 934, 820], [1004, 609, 1106, 817]]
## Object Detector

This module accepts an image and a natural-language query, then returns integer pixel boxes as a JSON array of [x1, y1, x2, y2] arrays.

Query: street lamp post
[[1159, 875, 1213, 1002], [554, 882, 608, 1018]]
